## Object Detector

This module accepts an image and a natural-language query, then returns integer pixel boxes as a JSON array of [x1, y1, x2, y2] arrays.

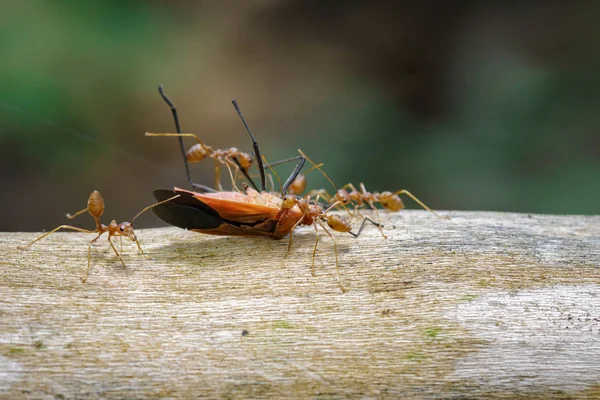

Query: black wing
[[152, 189, 224, 230]]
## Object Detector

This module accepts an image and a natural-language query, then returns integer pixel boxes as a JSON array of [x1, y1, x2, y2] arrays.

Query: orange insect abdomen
[[288, 175, 307, 195], [186, 144, 210, 163], [87, 190, 105, 218], [380, 192, 404, 211]]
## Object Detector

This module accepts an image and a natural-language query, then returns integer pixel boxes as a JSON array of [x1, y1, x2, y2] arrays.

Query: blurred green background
[[1, 1, 599, 231]]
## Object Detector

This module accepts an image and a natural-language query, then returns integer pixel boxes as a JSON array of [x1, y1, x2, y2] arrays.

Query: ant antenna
[[158, 85, 215, 193], [231, 99, 266, 192], [297, 149, 338, 191], [131, 194, 181, 224]]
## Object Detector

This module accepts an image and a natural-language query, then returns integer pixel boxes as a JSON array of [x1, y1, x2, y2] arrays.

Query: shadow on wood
[[1, 211, 600, 398]]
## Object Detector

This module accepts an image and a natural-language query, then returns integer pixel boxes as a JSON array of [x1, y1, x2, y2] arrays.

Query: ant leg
[[213, 160, 224, 192], [394, 190, 449, 219], [310, 223, 320, 277], [366, 200, 387, 239], [306, 189, 333, 202], [348, 217, 381, 238], [107, 236, 126, 267], [18, 226, 97, 250], [355, 183, 386, 238], [81, 231, 103, 283], [145, 132, 209, 148], [231, 157, 259, 191], [285, 214, 307, 258], [232, 99, 266, 192], [267, 173, 275, 193], [133, 237, 146, 257], [223, 160, 242, 192], [66, 208, 88, 219], [317, 221, 346, 293], [157, 86, 216, 193]]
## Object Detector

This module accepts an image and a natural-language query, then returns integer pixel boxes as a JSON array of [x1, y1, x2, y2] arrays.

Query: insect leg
[[107, 236, 126, 267], [393, 189, 449, 219], [317, 221, 346, 293], [66, 207, 88, 219], [157, 86, 216, 193], [18, 226, 97, 250], [231, 99, 266, 192], [281, 157, 306, 195], [285, 213, 307, 257], [348, 217, 382, 238], [81, 231, 104, 283]]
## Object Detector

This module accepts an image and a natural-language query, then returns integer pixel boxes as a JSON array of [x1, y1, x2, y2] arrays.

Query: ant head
[[335, 189, 351, 204], [282, 195, 297, 209], [238, 153, 253, 170], [379, 192, 404, 211], [117, 222, 137, 241], [325, 214, 352, 233]]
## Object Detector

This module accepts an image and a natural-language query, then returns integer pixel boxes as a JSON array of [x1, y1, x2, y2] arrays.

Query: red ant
[[146, 86, 306, 194], [19, 190, 178, 283], [279, 193, 378, 291], [295, 150, 448, 239]]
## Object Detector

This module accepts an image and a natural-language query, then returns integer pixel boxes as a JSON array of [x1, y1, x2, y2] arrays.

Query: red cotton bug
[[19, 190, 179, 283], [150, 88, 379, 292]]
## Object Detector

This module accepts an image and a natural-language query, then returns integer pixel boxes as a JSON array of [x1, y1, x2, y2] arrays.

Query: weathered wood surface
[[1, 211, 599, 399]]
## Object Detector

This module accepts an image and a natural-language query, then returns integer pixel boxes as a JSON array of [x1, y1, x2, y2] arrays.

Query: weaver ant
[[146, 86, 307, 194], [19, 190, 179, 283], [294, 150, 448, 239]]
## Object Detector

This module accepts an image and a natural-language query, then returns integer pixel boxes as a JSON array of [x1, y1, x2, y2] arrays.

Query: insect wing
[[152, 189, 225, 231], [152, 189, 279, 237], [191, 194, 280, 224]]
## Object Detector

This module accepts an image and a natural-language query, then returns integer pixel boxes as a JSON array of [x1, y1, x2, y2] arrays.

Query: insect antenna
[[158, 86, 215, 193], [231, 99, 266, 192], [131, 194, 181, 224]]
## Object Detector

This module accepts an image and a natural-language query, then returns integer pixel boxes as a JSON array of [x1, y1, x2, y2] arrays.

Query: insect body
[[19, 190, 178, 283], [152, 187, 367, 292], [145, 131, 254, 192], [149, 90, 377, 292]]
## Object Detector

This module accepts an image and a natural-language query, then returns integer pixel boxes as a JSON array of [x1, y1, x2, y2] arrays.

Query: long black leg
[[349, 217, 382, 238], [231, 157, 259, 191], [281, 157, 306, 195], [236, 154, 308, 193], [158, 86, 216, 193], [267, 155, 305, 168], [231, 99, 266, 192]]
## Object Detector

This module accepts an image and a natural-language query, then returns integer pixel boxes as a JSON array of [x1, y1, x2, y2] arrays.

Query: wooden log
[[1, 211, 599, 398]]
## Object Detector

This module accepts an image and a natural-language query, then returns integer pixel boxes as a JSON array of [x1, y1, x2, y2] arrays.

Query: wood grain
[[1, 211, 600, 399]]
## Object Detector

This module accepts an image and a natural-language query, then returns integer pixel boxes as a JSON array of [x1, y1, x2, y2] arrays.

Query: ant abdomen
[[379, 192, 404, 211], [87, 190, 105, 218], [288, 174, 307, 195], [186, 144, 210, 163], [326, 215, 352, 233]]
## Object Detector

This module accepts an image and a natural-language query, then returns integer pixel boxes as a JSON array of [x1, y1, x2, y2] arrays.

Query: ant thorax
[[107, 221, 136, 241]]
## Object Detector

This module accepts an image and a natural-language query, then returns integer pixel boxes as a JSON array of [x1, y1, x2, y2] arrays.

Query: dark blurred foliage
[[1, 0, 599, 231]]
